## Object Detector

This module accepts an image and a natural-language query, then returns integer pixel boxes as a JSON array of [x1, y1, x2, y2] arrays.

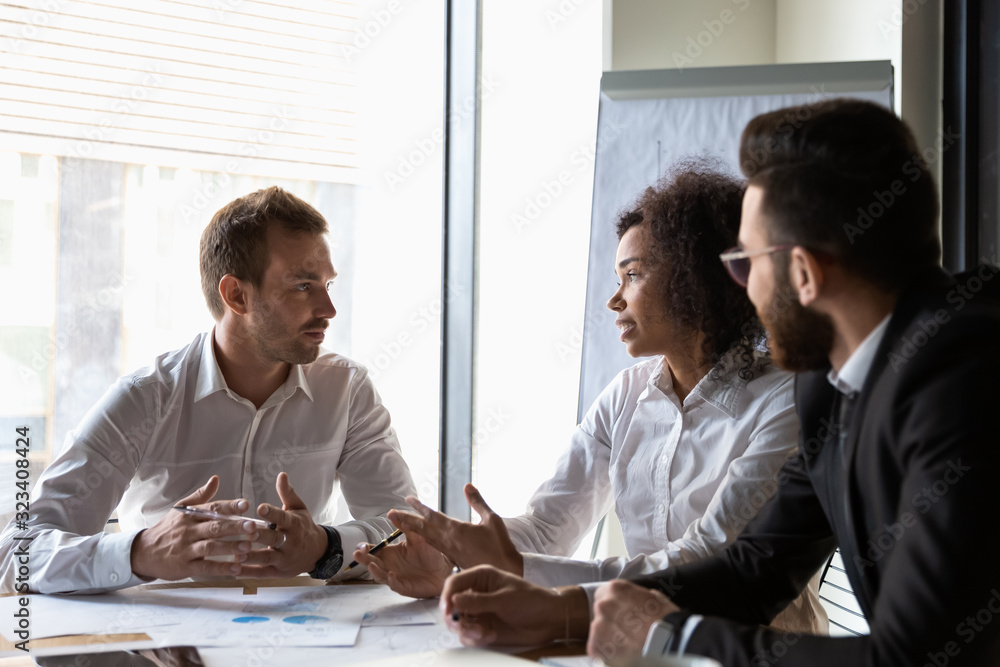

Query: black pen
[[345, 528, 404, 570], [173, 505, 276, 530], [450, 566, 462, 621]]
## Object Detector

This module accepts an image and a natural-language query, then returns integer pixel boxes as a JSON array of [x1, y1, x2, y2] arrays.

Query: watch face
[[313, 552, 344, 580]]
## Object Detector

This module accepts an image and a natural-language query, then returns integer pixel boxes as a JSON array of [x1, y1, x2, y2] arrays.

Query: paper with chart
[[361, 597, 436, 626], [145, 586, 369, 647], [1, 584, 429, 648], [0, 587, 202, 640]]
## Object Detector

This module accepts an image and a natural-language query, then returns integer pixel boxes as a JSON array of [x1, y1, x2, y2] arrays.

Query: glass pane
[[0, 1, 445, 515], [475, 2, 602, 532]]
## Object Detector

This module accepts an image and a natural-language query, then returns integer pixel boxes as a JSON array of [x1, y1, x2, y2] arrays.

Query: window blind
[[0, 0, 359, 182]]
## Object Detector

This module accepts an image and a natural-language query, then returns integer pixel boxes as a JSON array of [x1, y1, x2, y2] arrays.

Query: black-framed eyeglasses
[[719, 245, 794, 287]]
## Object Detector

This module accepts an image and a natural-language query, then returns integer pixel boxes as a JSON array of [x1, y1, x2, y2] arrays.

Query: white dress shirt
[[0, 331, 417, 594], [827, 314, 892, 396], [504, 348, 827, 634]]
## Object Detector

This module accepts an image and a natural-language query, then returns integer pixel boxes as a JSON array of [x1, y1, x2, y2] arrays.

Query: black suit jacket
[[633, 266, 1000, 666]]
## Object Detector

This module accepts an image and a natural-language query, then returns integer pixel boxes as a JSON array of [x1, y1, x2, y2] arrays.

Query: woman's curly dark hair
[[616, 161, 767, 379]]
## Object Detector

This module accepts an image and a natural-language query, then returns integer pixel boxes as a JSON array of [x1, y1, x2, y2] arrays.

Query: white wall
[[774, 0, 902, 110], [607, 0, 943, 187], [611, 0, 776, 71]]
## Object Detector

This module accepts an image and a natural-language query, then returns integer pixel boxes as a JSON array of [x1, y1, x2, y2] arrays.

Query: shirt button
[[109, 572, 119, 583], [657, 504, 666, 514]]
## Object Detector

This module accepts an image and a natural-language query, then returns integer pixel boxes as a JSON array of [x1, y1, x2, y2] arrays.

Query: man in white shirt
[[0, 186, 417, 594]]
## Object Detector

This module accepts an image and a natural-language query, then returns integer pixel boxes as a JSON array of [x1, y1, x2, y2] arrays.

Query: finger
[[402, 500, 462, 541], [189, 519, 259, 540], [201, 498, 250, 516], [187, 557, 243, 578], [261, 528, 285, 549], [367, 559, 390, 585], [393, 513, 457, 559], [257, 503, 293, 528], [450, 590, 514, 617], [351, 543, 376, 568], [240, 546, 283, 567], [275, 472, 308, 512], [177, 476, 220, 506], [463, 484, 497, 521], [198, 536, 254, 559], [441, 565, 500, 615], [445, 612, 494, 647], [456, 621, 494, 648], [387, 510, 406, 531], [390, 510, 429, 536]]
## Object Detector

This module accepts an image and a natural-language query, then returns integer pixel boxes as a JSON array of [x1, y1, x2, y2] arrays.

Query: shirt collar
[[649, 346, 757, 418], [194, 330, 228, 403], [826, 314, 891, 397], [194, 329, 315, 404], [284, 362, 314, 403]]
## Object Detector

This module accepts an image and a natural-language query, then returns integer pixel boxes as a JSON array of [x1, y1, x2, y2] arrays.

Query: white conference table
[[0, 577, 588, 666]]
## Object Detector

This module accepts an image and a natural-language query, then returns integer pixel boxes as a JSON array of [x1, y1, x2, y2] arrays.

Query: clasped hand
[[130, 472, 326, 581]]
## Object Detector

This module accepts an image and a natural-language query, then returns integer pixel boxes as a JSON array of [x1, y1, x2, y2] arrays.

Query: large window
[[473, 0, 602, 553], [0, 0, 445, 515]]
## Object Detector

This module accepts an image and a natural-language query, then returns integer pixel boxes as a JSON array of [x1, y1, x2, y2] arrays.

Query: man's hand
[[351, 519, 452, 598], [239, 472, 327, 577], [130, 476, 257, 581], [441, 564, 590, 647], [587, 580, 679, 666], [390, 484, 523, 575]]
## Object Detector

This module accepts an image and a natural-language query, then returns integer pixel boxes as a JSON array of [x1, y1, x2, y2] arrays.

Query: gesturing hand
[[441, 565, 589, 647], [587, 580, 679, 666], [352, 518, 453, 598], [239, 472, 328, 577], [389, 483, 523, 575], [130, 476, 257, 581]]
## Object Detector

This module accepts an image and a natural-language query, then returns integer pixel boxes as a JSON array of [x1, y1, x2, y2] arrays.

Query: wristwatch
[[643, 619, 677, 657], [308, 525, 344, 579]]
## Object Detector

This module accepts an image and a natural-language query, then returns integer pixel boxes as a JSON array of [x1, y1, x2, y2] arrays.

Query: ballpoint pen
[[344, 528, 404, 570]]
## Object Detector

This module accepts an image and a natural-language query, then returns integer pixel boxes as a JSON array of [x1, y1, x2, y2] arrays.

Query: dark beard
[[758, 282, 835, 372]]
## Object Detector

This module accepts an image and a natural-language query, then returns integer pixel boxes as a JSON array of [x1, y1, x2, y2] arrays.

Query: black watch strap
[[308, 525, 344, 579]]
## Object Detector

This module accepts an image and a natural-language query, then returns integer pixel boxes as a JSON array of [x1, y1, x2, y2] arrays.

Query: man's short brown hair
[[199, 186, 328, 320]]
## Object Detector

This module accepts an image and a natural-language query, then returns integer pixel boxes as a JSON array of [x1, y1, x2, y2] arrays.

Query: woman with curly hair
[[352, 162, 827, 634]]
